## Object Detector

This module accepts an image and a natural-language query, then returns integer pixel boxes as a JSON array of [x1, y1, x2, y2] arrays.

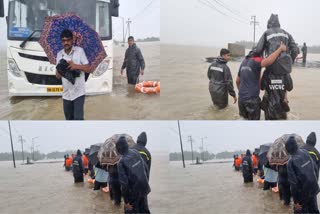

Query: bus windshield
[[8, 0, 111, 41]]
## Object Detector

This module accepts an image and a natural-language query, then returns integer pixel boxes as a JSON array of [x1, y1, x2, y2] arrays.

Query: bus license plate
[[47, 87, 63, 92]]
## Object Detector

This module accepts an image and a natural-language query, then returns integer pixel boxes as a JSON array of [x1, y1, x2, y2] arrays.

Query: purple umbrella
[[39, 13, 107, 72]]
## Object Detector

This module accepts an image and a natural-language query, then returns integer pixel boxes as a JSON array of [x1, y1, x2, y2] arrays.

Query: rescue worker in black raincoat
[[277, 164, 291, 206], [72, 150, 84, 183], [236, 43, 287, 120], [207, 48, 237, 109], [132, 132, 152, 180], [261, 69, 293, 120], [116, 136, 151, 214], [256, 14, 298, 120], [108, 164, 122, 206], [256, 14, 299, 75], [302, 132, 320, 180], [286, 136, 320, 213], [121, 36, 145, 85], [241, 150, 253, 183]]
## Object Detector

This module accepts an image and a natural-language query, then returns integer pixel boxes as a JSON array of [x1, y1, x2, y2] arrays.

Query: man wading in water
[[121, 36, 145, 85]]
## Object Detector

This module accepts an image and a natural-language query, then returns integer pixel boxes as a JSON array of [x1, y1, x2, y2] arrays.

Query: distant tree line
[[170, 151, 215, 161], [46, 150, 76, 159], [235, 40, 320, 53], [169, 150, 247, 161], [0, 150, 76, 161], [114, 37, 160, 44], [0, 151, 45, 161]]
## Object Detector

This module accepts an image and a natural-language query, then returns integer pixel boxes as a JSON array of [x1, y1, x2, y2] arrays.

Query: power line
[[132, 0, 156, 20], [198, 0, 249, 25], [211, 0, 248, 22]]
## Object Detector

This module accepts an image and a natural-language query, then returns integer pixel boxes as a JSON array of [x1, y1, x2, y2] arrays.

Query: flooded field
[[168, 160, 320, 214], [0, 42, 160, 120], [0, 155, 168, 214]]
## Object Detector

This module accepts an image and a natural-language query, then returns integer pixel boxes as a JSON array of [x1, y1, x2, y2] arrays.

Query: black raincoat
[[72, 150, 84, 182], [286, 137, 319, 205], [132, 132, 152, 179], [302, 132, 320, 180], [242, 150, 253, 183], [278, 164, 291, 205], [108, 164, 122, 205], [121, 43, 145, 85], [256, 14, 299, 75], [261, 69, 293, 120], [207, 57, 236, 108], [116, 136, 150, 214]]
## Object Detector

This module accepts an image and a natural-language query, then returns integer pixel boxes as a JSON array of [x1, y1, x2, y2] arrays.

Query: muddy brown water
[[0, 42, 160, 120], [160, 44, 320, 120], [168, 160, 320, 214], [0, 155, 168, 214]]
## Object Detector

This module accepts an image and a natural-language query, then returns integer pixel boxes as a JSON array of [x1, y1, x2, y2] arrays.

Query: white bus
[[1, 0, 119, 96]]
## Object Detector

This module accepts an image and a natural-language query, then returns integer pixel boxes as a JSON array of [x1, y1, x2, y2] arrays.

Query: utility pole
[[177, 120, 185, 168], [126, 18, 132, 37], [119, 16, 125, 44], [18, 135, 25, 163], [8, 121, 16, 168], [201, 138, 204, 161], [31, 137, 39, 161], [250, 15, 259, 46], [122, 17, 125, 43], [188, 136, 194, 163]]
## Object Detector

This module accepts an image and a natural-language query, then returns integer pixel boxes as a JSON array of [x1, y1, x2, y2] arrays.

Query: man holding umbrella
[[39, 14, 107, 120], [56, 29, 92, 120]]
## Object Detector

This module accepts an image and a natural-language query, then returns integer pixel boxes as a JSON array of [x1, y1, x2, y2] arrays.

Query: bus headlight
[[8, 59, 21, 77], [93, 59, 110, 77]]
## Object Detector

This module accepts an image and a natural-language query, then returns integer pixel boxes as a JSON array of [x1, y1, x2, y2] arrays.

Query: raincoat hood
[[285, 136, 298, 155], [216, 56, 227, 64], [267, 14, 280, 29], [137, 132, 147, 146], [246, 150, 251, 156], [77, 149, 82, 156], [306, 132, 317, 146], [116, 136, 129, 155]]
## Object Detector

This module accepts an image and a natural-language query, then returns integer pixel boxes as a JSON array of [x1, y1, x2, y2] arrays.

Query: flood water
[[0, 42, 160, 120], [0, 155, 168, 214], [168, 160, 320, 214], [160, 44, 320, 120]]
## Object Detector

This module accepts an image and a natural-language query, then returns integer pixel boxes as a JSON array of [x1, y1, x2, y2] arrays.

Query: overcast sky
[[1, 121, 319, 156], [0, 121, 169, 155], [0, 0, 160, 48], [161, 0, 320, 47], [167, 121, 320, 154]]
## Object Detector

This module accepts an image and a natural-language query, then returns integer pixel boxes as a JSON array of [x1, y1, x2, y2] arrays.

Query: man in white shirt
[[56, 29, 92, 120]]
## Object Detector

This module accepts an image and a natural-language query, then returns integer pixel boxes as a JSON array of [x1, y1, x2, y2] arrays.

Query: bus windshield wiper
[[20, 29, 42, 48]]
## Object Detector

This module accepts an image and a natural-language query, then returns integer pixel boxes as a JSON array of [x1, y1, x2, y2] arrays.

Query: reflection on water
[[0, 42, 160, 120], [0, 155, 168, 214], [160, 44, 320, 120]]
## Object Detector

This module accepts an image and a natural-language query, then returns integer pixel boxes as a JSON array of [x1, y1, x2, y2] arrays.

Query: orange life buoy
[[88, 178, 95, 184], [135, 81, 160, 94], [257, 178, 264, 184]]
